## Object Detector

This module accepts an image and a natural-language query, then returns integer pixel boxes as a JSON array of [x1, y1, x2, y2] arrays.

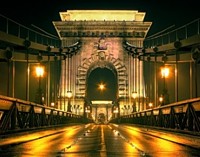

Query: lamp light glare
[[36, 66, 44, 77]]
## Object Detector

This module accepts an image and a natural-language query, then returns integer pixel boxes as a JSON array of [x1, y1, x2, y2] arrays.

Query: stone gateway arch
[[53, 10, 152, 122]]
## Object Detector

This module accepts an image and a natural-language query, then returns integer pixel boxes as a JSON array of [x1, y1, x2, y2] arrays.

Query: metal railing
[[0, 95, 85, 134], [110, 97, 200, 133], [0, 14, 61, 48], [144, 18, 200, 48]]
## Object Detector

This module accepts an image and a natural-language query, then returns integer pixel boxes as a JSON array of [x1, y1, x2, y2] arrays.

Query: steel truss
[[0, 95, 86, 134], [111, 98, 200, 133]]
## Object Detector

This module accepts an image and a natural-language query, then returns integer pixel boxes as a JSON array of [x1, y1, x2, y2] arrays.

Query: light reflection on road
[[112, 125, 200, 157], [0, 125, 86, 157], [0, 124, 199, 157]]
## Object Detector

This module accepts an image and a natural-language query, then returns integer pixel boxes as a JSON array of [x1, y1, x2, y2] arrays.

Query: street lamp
[[149, 102, 153, 109], [159, 95, 164, 106], [35, 65, 44, 105], [51, 102, 55, 107], [113, 106, 118, 118], [161, 66, 170, 105], [98, 83, 105, 91], [85, 105, 91, 119], [67, 90, 72, 112], [132, 91, 137, 112]]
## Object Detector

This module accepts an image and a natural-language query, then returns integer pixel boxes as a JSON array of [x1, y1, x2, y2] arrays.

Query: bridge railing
[[0, 14, 61, 48], [0, 95, 85, 134], [110, 97, 200, 133], [144, 18, 200, 48]]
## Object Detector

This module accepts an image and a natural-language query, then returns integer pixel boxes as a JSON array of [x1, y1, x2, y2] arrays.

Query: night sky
[[0, 0, 199, 37]]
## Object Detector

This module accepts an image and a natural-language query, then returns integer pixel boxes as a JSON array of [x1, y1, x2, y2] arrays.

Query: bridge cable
[[146, 25, 175, 39]]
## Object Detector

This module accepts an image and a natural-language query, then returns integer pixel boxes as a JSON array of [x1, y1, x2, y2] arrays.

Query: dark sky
[[0, 0, 199, 36]]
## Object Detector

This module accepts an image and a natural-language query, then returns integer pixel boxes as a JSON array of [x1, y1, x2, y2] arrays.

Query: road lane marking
[[100, 125, 107, 157]]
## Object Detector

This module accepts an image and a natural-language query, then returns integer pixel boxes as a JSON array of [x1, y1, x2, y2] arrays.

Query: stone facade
[[53, 10, 152, 118]]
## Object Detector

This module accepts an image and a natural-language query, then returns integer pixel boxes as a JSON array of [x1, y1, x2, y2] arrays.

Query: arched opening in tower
[[87, 67, 117, 101]]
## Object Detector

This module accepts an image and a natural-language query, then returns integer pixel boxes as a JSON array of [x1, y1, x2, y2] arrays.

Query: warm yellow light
[[98, 83, 105, 91], [60, 10, 145, 22], [149, 102, 153, 108], [113, 107, 119, 113], [159, 96, 163, 102], [85, 106, 90, 113], [36, 66, 44, 77], [161, 67, 169, 78], [85, 109, 90, 113], [67, 91, 72, 98], [132, 91, 137, 99]]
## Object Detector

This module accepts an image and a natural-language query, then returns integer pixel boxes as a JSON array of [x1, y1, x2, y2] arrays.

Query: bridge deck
[[0, 124, 200, 157]]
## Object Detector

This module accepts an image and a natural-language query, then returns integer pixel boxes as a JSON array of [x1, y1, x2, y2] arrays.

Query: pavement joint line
[[112, 124, 200, 150], [109, 124, 149, 157], [100, 125, 107, 157]]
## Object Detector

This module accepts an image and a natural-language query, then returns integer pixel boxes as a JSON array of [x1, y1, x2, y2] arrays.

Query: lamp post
[[113, 106, 119, 118], [67, 90, 72, 112], [85, 106, 91, 118], [35, 65, 44, 105], [149, 102, 153, 109], [159, 95, 164, 106], [98, 83, 105, 91], [132, 91, 137, 112], [161, 66, 170, 105]]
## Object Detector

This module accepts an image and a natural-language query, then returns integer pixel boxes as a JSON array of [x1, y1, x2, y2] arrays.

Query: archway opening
[[87, 67, 117, 102]]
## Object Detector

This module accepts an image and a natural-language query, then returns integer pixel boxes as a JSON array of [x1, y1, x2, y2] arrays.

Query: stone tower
[[53, 10, 152, 117]]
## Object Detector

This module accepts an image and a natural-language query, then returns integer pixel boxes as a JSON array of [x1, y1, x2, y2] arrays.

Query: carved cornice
[[59, 10, 146, 21], [53, 21, 152, 38]]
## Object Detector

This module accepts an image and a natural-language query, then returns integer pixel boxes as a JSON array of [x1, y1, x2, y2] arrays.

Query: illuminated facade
[[53, 10, 152, 120]]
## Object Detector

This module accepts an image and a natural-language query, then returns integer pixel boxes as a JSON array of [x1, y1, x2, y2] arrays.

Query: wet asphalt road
[[0, 124, 200, 157]]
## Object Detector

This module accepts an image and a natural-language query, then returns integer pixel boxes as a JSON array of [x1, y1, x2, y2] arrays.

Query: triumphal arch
[[53, 10, 152, 123]]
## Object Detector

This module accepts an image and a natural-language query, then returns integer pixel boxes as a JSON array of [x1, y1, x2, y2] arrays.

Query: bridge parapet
[[144, 18, 200, 49], [110, 97, 200, 133], [0, 95, 88, 135], [0, 14, 61, 49]]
